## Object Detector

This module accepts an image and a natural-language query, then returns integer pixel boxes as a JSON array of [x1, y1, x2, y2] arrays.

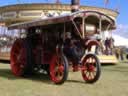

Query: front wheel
[[50, 54, 69, 84], [81, 53, 101, 83]]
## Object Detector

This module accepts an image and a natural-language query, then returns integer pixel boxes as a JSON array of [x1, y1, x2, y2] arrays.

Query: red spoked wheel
[[81, 53, 101, 83], [10, 39, 27, 76], [50, 54, 68, 84]]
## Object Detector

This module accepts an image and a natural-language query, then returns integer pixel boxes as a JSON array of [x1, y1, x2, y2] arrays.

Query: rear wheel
[[50, 54, 68, 84], [10, 39, 27, 76], [81, 53, 101, 83]]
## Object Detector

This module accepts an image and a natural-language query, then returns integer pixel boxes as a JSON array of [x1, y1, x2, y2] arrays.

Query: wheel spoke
[[88, 72, 92, 80], [91, 71, 96, 78], [89, 64, 95, 72], [58, 64, 64, 72]]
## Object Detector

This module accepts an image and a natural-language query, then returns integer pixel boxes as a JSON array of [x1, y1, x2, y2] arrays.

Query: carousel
[[0, 1, 118, 64]]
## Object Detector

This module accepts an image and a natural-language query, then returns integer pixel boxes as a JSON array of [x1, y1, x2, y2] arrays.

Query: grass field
[[0, 62, 128, 96]]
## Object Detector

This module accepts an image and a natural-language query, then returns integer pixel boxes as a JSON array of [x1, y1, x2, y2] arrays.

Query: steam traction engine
[[8, 0, 115, 84]]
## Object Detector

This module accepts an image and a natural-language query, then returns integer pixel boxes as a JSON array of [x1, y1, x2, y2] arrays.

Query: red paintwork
[[50, 55, 65, 83], [10, 39, 27, 76], [81, 55, 96, 81]]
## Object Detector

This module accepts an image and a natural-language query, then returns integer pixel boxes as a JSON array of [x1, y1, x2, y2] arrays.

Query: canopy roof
[[8, 11, 115, 30]]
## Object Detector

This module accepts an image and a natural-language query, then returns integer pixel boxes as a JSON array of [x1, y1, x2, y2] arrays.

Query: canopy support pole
[[99, 16, 102, 40]]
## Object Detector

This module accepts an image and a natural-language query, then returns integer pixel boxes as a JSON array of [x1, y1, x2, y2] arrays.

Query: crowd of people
[[93, 33, 115, 56], [95, 36, 124, 61]]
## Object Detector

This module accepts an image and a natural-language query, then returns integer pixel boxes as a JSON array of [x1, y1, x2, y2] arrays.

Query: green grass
[[0, 62, 128, 96]]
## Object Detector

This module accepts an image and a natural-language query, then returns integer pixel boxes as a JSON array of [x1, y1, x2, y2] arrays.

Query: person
[[104, 37, 110, 55], [109, 37, 115, 55], [120, 48, 124, 60], [115, 47, 124, 60], [63, 32, 83, 71], [115, 47, 120, 59], [94, 34, 104, 55]]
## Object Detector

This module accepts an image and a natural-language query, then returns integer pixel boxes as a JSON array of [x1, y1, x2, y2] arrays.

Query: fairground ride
[[0, 0, 118, 64]]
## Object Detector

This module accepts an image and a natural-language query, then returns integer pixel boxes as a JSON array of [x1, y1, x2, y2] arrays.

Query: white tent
[[113, 34, 128, 47]]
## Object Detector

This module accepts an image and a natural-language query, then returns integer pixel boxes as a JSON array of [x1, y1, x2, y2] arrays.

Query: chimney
[[71, 0, 80, 13]]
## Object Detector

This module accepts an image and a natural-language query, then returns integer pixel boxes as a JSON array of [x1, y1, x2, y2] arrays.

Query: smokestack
[[71, 0, 80, 13]]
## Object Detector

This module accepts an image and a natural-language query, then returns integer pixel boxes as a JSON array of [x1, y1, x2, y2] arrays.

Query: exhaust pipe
[[71, 0, 80, 13]]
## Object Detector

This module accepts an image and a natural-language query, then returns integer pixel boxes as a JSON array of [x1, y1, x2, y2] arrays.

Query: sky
[[0, 0, 128, 45]]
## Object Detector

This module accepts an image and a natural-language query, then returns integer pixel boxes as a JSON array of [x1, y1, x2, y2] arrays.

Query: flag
[[56, 0, 61, 4], [104, 0, 109, 5], [104, 0, 109, 8], [115, 5, 120, 12]]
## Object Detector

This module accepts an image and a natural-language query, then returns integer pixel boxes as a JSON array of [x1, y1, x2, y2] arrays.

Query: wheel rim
[[81, 55, 97, 81], [10, 39, 27, 76], [50, 55, 65, 84]]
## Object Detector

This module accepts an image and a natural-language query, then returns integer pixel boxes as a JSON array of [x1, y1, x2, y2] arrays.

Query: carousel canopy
[[0, 3, 118, 26], [8, 11, 115, 31]]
